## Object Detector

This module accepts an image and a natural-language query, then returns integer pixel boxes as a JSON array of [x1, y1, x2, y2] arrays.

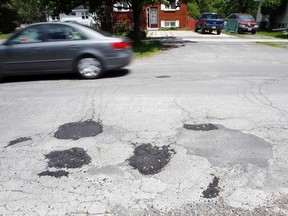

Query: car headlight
[[254, 25, 259, 28], [240, 24, 246, 28]]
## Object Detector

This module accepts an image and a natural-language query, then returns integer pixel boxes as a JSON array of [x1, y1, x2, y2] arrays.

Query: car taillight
[[112, 42, 131, 49]]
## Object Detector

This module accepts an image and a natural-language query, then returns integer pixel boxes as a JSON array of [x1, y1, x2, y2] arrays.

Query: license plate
[[248, 28, 252, 31], [212, 26, 216, 29]]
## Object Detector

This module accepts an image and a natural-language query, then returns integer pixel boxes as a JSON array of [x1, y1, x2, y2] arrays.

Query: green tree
[[0, 0, 17, 33], [261, 0, 287, 29], [187, 2, 200, 19], [0, 0, 46, 33], [215, 0, 258, 17], [187, 0, 259, 19], [6, 0, 46, 25]]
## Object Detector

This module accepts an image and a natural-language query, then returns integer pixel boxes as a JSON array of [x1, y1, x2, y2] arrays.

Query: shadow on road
[[1, 69, 130, 83], [161, 39, 197, 50]]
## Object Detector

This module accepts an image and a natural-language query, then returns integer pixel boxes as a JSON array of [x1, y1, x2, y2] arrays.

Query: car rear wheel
[[217, 30, 221, 35], [0, 66, 3, 82], [76, 57, 103, 79]]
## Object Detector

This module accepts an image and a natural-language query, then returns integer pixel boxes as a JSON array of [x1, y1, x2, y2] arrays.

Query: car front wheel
[[76, 57, 103, 79]]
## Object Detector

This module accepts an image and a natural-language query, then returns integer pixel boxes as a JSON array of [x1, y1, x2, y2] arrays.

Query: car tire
[[76, 57, 103, 79], [251, 30, 256, 35], [201, 26, 205, 34], [238, 28, 243, 34], [0, 66, 4, 83], [195, 27, 198, 32], [217, 30, 221, 35]]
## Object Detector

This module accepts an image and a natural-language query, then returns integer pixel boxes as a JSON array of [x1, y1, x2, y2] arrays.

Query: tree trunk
[[131, 0, 142, 43]]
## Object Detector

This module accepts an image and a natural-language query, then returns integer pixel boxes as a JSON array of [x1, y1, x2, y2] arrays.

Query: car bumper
[[105, 50, 132, 71], [205, 25, 223, 30], [238, 26, 258, 32]]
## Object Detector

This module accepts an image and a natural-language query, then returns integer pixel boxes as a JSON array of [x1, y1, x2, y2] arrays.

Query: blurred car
[[0, 22, 132, 81], [225, 13, 258, 34]]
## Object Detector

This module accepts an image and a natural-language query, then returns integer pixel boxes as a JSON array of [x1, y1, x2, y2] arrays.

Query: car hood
[[239, 21, 257, 26]]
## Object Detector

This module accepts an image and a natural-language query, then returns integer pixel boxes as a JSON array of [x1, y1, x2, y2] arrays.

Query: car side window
[[46, 24, 86, 41], [9, 26, 44, 44]]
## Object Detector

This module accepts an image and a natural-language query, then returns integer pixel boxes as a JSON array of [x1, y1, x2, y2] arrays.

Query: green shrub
[[127, 29, 147, 40], [112, 20, 131, 37]]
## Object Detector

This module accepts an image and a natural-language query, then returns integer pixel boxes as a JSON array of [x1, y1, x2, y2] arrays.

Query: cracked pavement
[[0, 38, 288, 215]]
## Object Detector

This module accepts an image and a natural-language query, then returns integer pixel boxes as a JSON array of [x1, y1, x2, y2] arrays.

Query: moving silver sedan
[[0, 22, 132, 80]]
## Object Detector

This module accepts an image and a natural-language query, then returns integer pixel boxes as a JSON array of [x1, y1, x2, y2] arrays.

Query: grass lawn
[[256, 31, 288, 39], [256, 42, 288, 49], [132, 40, 163, 58], [0, 34, 10, 39]]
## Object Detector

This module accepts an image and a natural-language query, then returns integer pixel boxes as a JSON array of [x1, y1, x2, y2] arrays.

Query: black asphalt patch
[[156, 75, 171, 78], [54, 120, 102, 140], [45, 147, 91, 169], [128, 144, 174, 175], [184, 123, 218, 131], [38, 170, 69, 178], [202, 176, 220, 199], [6, 137, 32, 148]]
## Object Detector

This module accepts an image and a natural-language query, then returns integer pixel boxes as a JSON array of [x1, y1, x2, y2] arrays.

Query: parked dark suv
[[225, 13, 258, 34], [195, 12, 224, 35]]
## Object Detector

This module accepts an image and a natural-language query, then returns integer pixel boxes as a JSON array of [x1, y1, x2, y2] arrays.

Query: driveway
[[147, 30, 288, 42], [0, 34, 288, 215]]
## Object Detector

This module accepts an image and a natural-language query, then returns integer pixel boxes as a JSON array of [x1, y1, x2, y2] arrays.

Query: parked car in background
[[225, 13, 258, 34], [195, 12, 224, 35], [0, 22, 132, 81]]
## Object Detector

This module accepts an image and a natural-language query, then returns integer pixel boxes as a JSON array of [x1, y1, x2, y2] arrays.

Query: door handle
[[69, 45, 80, 50], [32, 48, 42, 52]]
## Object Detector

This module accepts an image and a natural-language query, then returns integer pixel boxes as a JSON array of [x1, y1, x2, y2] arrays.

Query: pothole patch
[[54, 120, 102, 140], [178, 124, 273, 170], [38, 170, 69, 178], [202, 176, 220, 199], [183, 123, 218, 131], [6, 137, 32, 148], [45, 147, 91, 169], [128, 144, 175, 175]]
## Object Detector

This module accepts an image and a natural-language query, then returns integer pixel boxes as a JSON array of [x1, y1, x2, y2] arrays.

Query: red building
[[113, 1, 188, 30]]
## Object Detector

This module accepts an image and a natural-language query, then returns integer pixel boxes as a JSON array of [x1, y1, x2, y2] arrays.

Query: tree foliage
[[0, 0, 46, 33], [187, 0, 258, 19], [0, 1, 18, 33], [6, 0, 46, 25], [261, 0, 287, 28]]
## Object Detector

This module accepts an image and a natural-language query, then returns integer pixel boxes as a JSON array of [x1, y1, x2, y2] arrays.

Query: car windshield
[[239, 15, 254, 21], [75, 23, 112, 37], [203, 14, 219, 19]]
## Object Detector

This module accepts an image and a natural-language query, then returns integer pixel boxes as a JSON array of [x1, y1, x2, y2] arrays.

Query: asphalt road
[[1, 35, 288, 215]]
